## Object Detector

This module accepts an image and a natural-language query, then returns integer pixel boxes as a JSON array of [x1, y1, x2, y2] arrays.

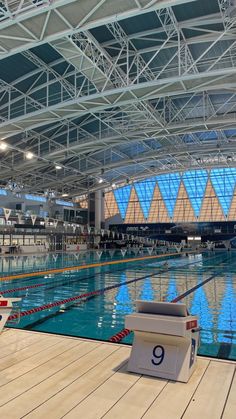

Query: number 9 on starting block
[[125, 301, 199, 382]]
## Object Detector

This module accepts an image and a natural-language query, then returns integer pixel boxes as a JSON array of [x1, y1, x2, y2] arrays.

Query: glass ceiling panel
[[134, 178, 156, 219], [183, 170, 208, 217], [210, 168, 236, 216], [156, 173, 181, 218], [114, 185, 132, 219]]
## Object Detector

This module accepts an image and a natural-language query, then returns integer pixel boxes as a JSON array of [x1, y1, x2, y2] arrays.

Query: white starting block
[[125, 301, 199, 383], [0, 296, 21, 333]]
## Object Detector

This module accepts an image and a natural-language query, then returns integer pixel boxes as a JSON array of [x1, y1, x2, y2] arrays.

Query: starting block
[[125, 301, 199, 383], [0, 297, 21, 333]]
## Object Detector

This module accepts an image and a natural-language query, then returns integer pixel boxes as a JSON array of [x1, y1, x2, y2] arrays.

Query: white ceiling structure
[[0, 0, 235, 198]]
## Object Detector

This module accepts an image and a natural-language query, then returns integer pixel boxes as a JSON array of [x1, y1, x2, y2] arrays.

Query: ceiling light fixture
[[0, 142, 8, 151], [98, 178, 104, 184], [55, 164, 62, 170], [62, 193, 69, 197], [26, 151, 34, 160], [112, 183, 116, 188]]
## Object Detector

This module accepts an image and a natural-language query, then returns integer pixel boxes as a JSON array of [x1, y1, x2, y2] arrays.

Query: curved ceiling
[[0, 0, 235, 198]]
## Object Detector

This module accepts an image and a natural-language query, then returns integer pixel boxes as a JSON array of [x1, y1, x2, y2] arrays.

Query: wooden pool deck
[[0, 329, 235, 419]]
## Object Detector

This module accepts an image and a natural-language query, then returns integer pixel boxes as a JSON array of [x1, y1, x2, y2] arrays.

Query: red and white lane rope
[[7, 256, 219, 324], [7, 263, 186, 321], [0, 283, 45, 295]]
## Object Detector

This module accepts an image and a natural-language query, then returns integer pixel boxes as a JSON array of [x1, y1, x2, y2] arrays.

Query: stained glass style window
[[182, 170, 208, 217], [210, 168, 236, 216], [134, 179, 156, 219], [148, 184, 169, 222], [105, 191, 119, 220], [125, 189, 145, 223], [173, 182, 195, 222], [156, 173, 181, 218], [199, 180, 224, 221], [228, 187, 236, 221], [105, 168, 236, 223], [114, 185, 132, 219]]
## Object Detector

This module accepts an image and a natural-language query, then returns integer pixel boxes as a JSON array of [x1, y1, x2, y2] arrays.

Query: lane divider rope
[[7, 257, 206, 322], [1, 254, 178, 295], [1, 253, 220, 296], [0, 283, 45, 295], [109, 258, 229, 343], [0, 251, 195, 282]]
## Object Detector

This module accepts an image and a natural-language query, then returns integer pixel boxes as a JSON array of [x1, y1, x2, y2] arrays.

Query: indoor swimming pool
[[0, 250, 235, 361]]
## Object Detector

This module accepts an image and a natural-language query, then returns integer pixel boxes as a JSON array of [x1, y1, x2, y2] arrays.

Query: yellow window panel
[[105, 191, 119, 220], [148, 184, 170, 223], [173, 182, 195, 222], [228, 187, 236, 221], [199, 180, 225, 221], [124, 188, 145, 224]]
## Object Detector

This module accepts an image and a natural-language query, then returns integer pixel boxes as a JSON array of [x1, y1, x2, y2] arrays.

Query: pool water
[[1, 250, 235, 361], [0, 250, 135, 276]]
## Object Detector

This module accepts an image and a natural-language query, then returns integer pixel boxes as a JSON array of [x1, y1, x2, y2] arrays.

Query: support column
[[88, 192, 95, 228], [95, 190, 105, 231]]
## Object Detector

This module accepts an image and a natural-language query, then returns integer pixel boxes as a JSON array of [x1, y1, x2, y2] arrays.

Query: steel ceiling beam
[[10, 139, 236, 192], [0, 0, 236, 196], [0, 0, 196, 58], [1, 69, 236, 138]]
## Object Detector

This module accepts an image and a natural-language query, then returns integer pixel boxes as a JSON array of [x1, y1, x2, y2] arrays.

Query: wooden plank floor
[[0, 329, 235, 419]]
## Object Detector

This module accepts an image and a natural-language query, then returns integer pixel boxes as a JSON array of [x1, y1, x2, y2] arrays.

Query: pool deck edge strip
[[0, 251, 195, 282]]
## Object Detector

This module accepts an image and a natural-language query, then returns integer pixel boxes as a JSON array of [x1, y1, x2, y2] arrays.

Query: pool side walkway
[[0, 329, 235, 419]]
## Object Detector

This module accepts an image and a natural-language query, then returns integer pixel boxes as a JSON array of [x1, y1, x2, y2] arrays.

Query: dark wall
[[111, 221, 236, 242]]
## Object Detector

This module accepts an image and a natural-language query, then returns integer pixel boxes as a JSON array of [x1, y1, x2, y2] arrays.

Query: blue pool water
[[0, 250, 134, 276], [1, 250, 235, 361]]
